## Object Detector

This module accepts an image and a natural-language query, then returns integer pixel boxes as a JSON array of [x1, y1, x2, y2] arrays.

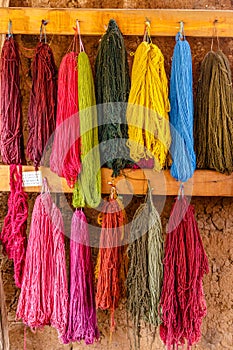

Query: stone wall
[[0, 0, 233, 349]]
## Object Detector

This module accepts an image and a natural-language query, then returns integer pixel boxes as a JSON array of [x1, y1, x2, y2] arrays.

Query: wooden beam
[[0, 0, 10, 51], [0, 7, 233, 37], [0, 165, 232, 196]]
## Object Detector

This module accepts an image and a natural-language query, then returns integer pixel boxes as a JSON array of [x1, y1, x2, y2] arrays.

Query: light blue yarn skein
[[169, 32, 196, 182]]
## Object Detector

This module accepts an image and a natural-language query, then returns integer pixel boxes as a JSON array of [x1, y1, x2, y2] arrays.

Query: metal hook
[[211, 19, 220, 51], [145, 17, 151, 26], [179, 21, 184, 33], [179, 21, 185, 39], [147, 179, 154, 197], [42, 19, 49, 26], [178, 182, 184, 200], [41, 177, 50, 194], [110, 186, 117, 200], [213, 19, 218, 36], [108, 180, 118, 200], [147, 178, 151, 190], [40, 19, 49, 43], [143, 18, 151, 43], [75, 19, 85, 52], [8, 19, 13, 39], [108, 177, 116, 186]]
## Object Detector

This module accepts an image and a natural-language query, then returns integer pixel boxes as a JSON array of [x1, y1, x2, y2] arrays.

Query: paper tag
[[22, 171, 42, 187]]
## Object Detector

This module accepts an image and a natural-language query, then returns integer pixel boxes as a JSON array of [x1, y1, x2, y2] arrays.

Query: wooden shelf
[[0, 165, 232, 196], [0, 7, 233, 37]]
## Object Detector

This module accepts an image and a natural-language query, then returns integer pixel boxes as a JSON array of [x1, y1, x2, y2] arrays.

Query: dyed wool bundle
[[72, 52, 101, 208], [160, 195, 209, 350], [50, 51, 81, 187], [16, 182, 68, 337], [0, 36, 24, 164], [62, 209, 99, 345], [0, 272, 9, 350], [169, 32, 196, 182], [0, 165, 28, 288], [195, 50, 233, 174], [26, 42, 57, 169], [95, 190, 127, 332], [126, 39, 171, 171], [127, 185, 163, 349], [95, 19, 132, 177]]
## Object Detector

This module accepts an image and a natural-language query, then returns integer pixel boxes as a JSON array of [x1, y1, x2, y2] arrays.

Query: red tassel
[[0, 164, 28, 288], [16, 184, 68, 337], [160, 196, 209, 350], [26, 42, 57, 169], [50, 52, 81, 187], [0, 37, 24, 164]]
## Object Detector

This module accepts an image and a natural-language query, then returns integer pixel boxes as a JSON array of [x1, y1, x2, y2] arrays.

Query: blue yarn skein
[[169, 32, 196, 182]]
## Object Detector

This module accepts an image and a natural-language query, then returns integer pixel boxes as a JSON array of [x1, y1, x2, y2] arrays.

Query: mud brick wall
[[0, 1, 233, 349]]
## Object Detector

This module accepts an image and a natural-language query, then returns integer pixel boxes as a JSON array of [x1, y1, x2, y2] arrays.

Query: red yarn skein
[[0, 165, 28, 288], [0, 37, 24, 164], [26, 42, 57, 169], [50, 52, 81, 187], [160, 196, 209, 350]]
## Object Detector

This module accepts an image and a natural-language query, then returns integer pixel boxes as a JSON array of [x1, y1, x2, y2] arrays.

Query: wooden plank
[[0, 165, 232, 196], [0, 165, 71, 193], [101, 168, 233, 197], [0, 1, 9, 52], [0, 7, 233, 37]]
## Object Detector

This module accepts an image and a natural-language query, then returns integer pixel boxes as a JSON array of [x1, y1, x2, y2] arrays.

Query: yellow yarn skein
[[126, 41, 171, 170]]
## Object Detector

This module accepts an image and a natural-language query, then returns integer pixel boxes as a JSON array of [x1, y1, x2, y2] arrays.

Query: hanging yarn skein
[[50, 30, 81, 187], [0, 165, 28, 288], [0, 32, 24, 164], [62, 209, 99, 345], [50, 51, 81, 187], [126, 22, 171, 171], [195, 48, 233, 174], [95, 186, 127, 334], [72, 51, 101, 208], [95, 19, 132, 177], [169, 29, 196, 182], [16, 179, 68, 337], [27, 21, 57, 169], [160, 194, 209, 350], [127, 184, 164, 350]]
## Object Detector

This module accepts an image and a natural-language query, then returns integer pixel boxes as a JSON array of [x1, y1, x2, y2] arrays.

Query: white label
[[22, 171, 42, 187]]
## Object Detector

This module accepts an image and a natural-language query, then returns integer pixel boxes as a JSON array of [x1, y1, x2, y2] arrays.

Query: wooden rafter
[[0, 7, 233, 37]]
